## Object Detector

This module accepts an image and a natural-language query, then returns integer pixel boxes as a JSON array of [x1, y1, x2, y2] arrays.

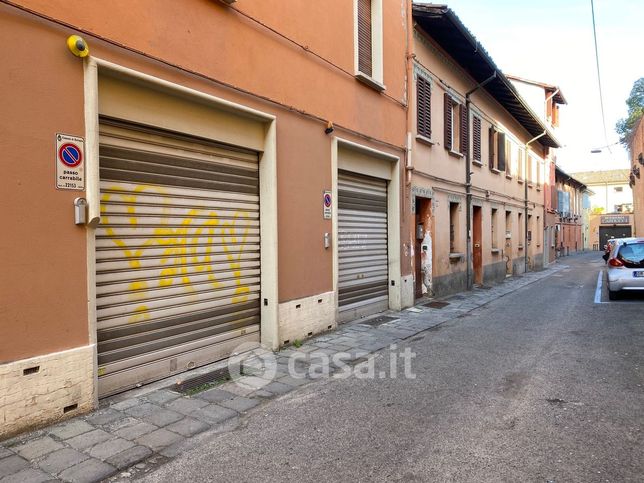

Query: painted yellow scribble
[[102, 183, 253, 323], [232, 285, 251, 304], [128, 304, 151, 323], [128, 280, 149, 300], [222, 211, 251, 304]]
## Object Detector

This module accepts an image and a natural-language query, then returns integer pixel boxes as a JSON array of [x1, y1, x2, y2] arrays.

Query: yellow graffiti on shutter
[[101, 184, 254, 323]]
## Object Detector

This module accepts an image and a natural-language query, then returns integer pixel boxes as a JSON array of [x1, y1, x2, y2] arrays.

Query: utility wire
[[590, 0, 612, 154]]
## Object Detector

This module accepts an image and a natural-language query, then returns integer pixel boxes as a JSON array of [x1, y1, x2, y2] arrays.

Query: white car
[[606, 237, 644, 300]]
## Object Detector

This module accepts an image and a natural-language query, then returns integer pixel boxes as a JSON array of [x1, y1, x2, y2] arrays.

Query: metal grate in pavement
[[424, 301, 450, 309], [359, 315, 399, 327], [168, 367, 233, 394]]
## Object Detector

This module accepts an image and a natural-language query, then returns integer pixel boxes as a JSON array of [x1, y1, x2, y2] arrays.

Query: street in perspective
[[1, 0, 643, 482]]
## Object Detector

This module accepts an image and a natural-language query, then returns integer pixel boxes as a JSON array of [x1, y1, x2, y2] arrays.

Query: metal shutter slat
[[96, 121, 260, 396], [337, 171, 388, 322]]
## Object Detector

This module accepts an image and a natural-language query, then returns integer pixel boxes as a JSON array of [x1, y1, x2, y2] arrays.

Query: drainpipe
[[404, 2, 414, 280], [465, 71, 497, 289], [544, 88, 560, 125], [405, 7, 414, 187], [524, 131, 547, 273]]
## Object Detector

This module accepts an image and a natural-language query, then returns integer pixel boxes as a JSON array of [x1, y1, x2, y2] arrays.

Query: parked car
[[603, 237, 636, 262], [606, 237, 644, 300]]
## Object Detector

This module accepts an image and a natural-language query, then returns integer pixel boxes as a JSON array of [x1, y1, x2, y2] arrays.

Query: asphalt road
[[142, 252, 643, 482]]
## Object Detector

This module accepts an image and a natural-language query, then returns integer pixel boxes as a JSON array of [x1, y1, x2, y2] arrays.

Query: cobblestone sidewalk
[[0, 264, 565, 482]]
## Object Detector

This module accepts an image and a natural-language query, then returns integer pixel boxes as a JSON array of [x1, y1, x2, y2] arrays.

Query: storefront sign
[[600, 215, 629, 225]]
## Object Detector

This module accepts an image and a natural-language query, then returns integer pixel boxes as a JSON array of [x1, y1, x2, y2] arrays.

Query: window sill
[[528, 184, 534, 189], [448, 150, 464, 159], [505, 173, 513, 180], [472, 160, 483, 167], [536, 186, 542, 192], [491, 248, 501, 254], [517, 179, 524, 184], [416, 135, 434, 147], [491, 168, 501, 175], [355, 72, 386, 92], [518, 245, 524, 250], [449, 252, 464, 262]]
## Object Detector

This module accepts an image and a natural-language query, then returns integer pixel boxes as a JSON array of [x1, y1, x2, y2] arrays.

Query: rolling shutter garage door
[[96, 120, 260, 396], [338, 171, 389, 321]]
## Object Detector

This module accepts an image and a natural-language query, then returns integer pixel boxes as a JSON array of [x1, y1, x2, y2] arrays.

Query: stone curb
[[0, 264, 564, 482]]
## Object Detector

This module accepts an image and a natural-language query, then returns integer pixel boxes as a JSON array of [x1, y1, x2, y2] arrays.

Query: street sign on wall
[[56, 133, 85, 190], [323, 190, 332, 219]]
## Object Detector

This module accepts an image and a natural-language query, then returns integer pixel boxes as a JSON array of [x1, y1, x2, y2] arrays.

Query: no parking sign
[[323, 190, 332, 219], [56, 133, 85, 190]]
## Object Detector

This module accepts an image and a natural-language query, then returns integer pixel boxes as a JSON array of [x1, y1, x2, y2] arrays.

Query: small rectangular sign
[[601, 215, 629, 225], [56, 133, 85, 190], [323, 190, 332, 219]]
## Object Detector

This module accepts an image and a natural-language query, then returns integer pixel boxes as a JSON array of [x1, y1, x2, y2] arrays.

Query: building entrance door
[[414, 197, 432, 299], [473, 206, 483, 285]]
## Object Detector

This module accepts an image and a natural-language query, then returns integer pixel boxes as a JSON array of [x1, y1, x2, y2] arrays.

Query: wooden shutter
[[472, 116, 481, 162], [488, 126, 496, 170], [444, 93, 452, 151], [497, 132, 506, 172], [357, 0, 372, 77], [459, 104, 468, 154], [416, 77, 432, 139]]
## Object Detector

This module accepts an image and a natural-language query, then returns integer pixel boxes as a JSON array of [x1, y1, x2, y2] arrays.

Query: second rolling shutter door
[[338, 171, 389, 321]]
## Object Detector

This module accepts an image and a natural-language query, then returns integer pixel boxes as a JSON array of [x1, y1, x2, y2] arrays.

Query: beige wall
[[410, 28, 546, 292], [589, 213, 634, 248]]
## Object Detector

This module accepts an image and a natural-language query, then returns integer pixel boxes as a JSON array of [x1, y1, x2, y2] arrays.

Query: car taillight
[[608, 258, 624, 267]]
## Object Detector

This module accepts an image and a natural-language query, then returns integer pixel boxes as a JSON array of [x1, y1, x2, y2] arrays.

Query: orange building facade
[[0, 0, 412, 438]]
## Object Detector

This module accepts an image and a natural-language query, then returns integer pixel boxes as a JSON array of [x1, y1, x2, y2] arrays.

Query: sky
[[418, 0, 643, 174]]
